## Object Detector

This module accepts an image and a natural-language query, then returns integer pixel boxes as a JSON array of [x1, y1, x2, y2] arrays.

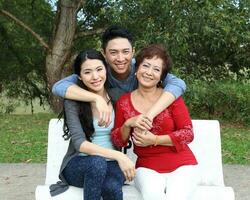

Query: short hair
[[101, 25, 133, 51], [135, 44, 172, 86]]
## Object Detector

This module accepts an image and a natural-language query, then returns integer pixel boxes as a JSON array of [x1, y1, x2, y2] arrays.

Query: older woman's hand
[[132, 127, 156, 147], [126, 114, 152, 130]]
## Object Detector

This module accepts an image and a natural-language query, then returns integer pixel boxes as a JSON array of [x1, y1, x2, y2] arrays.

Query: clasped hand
[[132, 127, 155, 147], [129, 114, 152, 130], [128, 114, 155, 147]]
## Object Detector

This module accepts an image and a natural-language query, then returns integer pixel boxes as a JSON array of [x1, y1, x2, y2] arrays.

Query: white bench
[[36, 119, 235, 200]]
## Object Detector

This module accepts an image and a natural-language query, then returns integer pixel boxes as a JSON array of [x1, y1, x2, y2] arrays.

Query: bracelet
[[154, 135, 158, 146]]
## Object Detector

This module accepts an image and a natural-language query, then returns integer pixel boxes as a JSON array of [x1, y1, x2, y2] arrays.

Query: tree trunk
[[46, 0, 84, 112]]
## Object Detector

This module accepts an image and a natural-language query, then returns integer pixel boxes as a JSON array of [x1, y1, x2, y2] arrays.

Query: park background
[[0, 0, 249, 167]]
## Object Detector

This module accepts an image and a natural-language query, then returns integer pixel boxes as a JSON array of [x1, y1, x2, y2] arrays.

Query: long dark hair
[[62, 49, 110, 141]]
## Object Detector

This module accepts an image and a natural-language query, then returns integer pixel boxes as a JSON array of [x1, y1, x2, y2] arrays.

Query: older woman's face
[[136, 56, 163, 88]]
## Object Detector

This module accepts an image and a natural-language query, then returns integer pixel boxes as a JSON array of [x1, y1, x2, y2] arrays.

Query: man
[[52, 25, 186, 127]]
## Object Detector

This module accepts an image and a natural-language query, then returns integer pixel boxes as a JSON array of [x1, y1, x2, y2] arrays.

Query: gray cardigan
[[50, 88, 124, 196]]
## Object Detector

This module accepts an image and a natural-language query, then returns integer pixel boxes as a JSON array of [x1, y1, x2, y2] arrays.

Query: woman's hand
[[132, 127, 156, 147], [116, 153, 136, 182], [94, 95, 112, 127], [125, 114, 152, 130]]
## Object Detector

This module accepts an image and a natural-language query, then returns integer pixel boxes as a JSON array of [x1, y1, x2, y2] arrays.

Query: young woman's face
[[136, 56, 163, 88], [79, 59, 107, 93]]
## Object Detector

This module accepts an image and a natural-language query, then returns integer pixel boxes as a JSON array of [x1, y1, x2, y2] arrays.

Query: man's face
[[103, 37, 134, 79]]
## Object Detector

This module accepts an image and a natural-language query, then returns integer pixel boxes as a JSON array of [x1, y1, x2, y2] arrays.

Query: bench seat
[[35, 119, 235, 200]]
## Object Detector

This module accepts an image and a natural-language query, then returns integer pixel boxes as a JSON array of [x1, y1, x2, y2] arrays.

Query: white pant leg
[[134, 167, 167, 200], [164, 165, 199, 200]]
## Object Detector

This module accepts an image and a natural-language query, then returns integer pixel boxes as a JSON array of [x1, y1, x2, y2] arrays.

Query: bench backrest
[[189, 120, 224, 186], [45, 119, 225, 186]]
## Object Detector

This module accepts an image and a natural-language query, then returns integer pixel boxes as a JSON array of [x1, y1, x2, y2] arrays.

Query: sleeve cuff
[[163, 85, 183, 99], [52, 75, 78, 98], [111, 128, 128, 148], [168, 133, 184, 152]]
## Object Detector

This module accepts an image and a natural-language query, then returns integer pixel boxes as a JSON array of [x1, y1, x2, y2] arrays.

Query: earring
[[157, 80, 163, 87]]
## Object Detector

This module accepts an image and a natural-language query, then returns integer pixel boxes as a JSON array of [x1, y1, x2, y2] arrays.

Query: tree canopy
[[0, 0, 249, 112]]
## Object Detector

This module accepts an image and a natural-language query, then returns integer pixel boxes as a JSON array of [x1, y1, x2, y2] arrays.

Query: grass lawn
[[221, 123, 250, 164], [0, 113, 56, 163], [0, 113, 249, 164]]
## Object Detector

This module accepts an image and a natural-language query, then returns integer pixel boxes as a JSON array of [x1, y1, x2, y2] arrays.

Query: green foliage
[[0, 92, 51, 114], [107, 0, 250, 76], [184, 80, 250, 125], [0, 0, 54, 106], [0, 98, 18, 114], [72, 0, 117, 52], [1, 0, 249, 118]]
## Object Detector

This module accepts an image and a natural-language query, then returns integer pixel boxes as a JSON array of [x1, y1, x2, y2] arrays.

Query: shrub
[[184, 80, 250, 125], [0, 96, 19, 114]]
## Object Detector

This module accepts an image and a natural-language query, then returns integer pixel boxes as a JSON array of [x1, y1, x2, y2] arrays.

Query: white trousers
[[134, 165, 199, 200]]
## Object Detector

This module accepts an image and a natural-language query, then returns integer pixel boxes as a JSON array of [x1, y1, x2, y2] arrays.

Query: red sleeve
[[111, 96, 130, 148], [168, 97, 194, 152]]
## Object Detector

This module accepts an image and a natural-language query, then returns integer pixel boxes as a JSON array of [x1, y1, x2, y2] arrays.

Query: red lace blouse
[[111, 93, 197, 173]]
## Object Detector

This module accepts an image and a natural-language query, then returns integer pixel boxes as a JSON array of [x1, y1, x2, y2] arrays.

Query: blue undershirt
[[79, 111, 115, 157]]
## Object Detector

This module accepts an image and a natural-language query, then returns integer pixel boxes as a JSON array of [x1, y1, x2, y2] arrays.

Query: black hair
[[101, 25, 133, 51], [61, 49, 111, 141]]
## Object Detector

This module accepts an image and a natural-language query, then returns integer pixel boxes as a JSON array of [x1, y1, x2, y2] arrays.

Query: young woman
[[50, 49, 135, 200], [111, 44, 198, 200]]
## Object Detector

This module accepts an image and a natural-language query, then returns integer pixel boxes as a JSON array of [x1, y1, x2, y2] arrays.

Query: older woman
[[111, 44, 198, 200]]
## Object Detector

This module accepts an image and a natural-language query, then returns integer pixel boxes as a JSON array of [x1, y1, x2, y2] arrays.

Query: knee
[[87, 156, 107, 175]]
